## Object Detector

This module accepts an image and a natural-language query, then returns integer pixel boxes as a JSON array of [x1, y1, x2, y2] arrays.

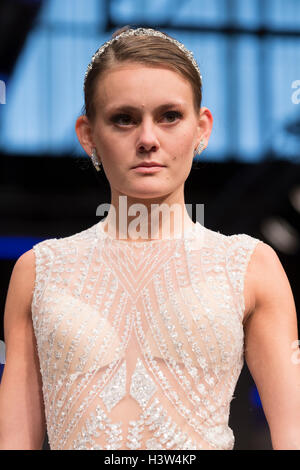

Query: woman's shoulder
[[201, 223, 263, 252]]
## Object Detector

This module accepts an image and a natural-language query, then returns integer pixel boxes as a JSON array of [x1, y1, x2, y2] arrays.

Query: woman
[[0, 26, 299, 450]]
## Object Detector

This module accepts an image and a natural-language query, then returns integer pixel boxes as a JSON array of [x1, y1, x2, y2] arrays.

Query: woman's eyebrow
[[106, 102, 186, 113]]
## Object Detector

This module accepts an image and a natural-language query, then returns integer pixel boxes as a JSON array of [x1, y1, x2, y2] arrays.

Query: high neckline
[[96, 218, 203, 244]]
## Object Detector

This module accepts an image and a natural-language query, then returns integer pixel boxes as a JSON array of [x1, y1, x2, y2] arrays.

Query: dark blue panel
[[0, 236, 44, 260]]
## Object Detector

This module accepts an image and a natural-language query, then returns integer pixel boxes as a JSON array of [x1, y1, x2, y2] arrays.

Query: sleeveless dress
[[31, 219, 261, 450]]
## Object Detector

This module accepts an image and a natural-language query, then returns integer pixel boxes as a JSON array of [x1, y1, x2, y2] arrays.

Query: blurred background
[[0, 0, 300, 450]]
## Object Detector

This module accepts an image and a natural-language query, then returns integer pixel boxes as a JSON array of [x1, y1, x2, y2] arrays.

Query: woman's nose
[[136, 119, 160, 153]]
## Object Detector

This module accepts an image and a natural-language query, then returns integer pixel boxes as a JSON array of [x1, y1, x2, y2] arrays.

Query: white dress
[[31, 218, 261, 450]]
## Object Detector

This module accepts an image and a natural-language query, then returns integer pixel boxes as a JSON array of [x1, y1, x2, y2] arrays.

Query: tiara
[[84, 27, 202, 87]]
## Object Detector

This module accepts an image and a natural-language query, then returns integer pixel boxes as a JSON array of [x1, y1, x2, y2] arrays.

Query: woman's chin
[[119, 183, 171, 199]]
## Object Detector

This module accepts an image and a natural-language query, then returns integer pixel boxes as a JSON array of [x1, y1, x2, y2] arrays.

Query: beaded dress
[[31, 218, 261, 450]]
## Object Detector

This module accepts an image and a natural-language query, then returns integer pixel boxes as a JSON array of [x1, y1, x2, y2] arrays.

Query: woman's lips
[[132, 166, 165, 173]]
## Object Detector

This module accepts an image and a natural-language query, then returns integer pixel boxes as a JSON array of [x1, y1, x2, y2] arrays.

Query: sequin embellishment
[[31, 220, 261, 450]]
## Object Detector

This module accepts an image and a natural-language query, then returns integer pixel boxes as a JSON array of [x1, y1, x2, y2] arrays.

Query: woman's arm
[[0, 250, 46, 449], [244, 242, 300, 450]]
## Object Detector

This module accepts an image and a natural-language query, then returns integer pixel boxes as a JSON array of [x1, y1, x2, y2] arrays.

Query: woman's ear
[[75, 115, 95, 156], [196, 107, 213, 146]]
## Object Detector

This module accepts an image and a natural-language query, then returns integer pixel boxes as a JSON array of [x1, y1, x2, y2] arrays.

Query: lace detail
[[101, 360, 127, 412], [31, 219, 261, 450], [226, 234, 261, 320], [130, 358, 157, 408]]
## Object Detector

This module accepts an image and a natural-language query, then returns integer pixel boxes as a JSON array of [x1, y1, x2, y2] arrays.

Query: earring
[[194, 139, 206, 156], [91, 148, 101, 172]]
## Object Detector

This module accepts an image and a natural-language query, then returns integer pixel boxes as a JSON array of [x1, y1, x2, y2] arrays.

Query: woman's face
[[85, 63, 212, 201]]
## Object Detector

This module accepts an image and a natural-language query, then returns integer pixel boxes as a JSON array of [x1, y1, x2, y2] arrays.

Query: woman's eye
[[111, 111, 182, 126], [111, 114, 134, 126], [162, 111, 183, 123]]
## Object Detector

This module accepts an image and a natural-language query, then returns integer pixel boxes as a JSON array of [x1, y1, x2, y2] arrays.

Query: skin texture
[[76, 63, 213, 240], [0, 250, 46, 449], [243, 242, 300, 449]]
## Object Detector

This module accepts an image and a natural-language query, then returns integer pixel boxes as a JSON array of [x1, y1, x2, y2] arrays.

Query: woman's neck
[[102, 195, 195, 241]]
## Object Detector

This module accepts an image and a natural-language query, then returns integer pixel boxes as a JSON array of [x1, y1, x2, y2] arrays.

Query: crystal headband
[[84, 27, 202, 88]]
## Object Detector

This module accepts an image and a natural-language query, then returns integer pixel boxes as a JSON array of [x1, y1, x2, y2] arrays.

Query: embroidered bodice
[[31, 219, 261, 450]]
